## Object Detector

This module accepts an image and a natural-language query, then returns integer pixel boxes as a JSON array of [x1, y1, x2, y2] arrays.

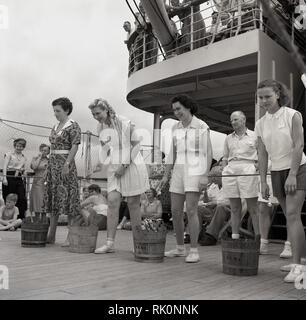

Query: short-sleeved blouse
[[49, 119, 81, 150], [4, 152, 27, 170]]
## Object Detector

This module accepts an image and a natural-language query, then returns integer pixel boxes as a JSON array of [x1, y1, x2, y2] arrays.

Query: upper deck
[[126, 0, 306, 133]]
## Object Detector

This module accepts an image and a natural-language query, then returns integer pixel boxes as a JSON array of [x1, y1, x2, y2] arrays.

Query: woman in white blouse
[[2, 138, 28, 220], [256, 79, 306, 283]]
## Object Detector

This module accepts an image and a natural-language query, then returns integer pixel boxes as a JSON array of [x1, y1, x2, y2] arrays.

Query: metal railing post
[[235, 0, 242, 36], [142, 32, 146, 68], [190, 6, 194, 50], [259, 0, 263, 31]]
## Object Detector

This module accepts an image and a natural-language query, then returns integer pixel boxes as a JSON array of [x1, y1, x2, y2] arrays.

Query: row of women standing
[[3, 80, 304, 283]]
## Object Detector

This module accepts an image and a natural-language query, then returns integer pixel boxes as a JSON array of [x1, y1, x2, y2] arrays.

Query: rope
[[0, 118, 52, 130], [0, 117, 99, 137], [0, 121, 49, 138], [0, 172, 269, 179]]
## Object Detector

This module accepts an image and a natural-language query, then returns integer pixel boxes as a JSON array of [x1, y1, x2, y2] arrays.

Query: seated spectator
[[0, 193, 22, 231], [183, 159, 225, 243], [117, 197, 131, 230], [199, 199, 247, 245], [80, 184, 108, 230], [140, 188, 163, 220], [198, 164, 229, 230], [197, 161, 247, 245]]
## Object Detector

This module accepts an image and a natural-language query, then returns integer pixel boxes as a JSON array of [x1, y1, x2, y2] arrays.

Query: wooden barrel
[[133, 225, 167, 263], [221, 236, 260, 276], [68, 225, 98, 253], [21, 221, 49, 248]]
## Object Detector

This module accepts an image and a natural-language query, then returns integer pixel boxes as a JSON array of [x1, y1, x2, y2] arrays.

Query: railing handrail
[[127, 0, 305, 76]]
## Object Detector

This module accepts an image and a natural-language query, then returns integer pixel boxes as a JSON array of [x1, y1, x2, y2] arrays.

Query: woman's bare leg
[[170, 193, 186, 246], [185, 192, 200, 248], [47, 215, 59, 244], [285, 190, 306, 264]]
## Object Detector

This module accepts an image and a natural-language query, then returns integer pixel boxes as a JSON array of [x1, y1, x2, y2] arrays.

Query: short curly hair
[[52, 97, 73, 115], [171, 94, 198, 115], [39, 143, 50, 152], [13, 138, 26, 148], [257, 80, 290, 107], [88, 184, 101, 194]]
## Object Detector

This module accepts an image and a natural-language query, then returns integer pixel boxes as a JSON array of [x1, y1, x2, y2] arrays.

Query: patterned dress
[[43, 120, 81, 217]]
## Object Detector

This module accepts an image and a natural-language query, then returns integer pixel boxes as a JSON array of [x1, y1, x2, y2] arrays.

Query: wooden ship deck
[[0, 227, 305, 300]]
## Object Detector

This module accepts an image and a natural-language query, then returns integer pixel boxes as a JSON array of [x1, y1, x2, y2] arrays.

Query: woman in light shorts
[[256, 79, 306, 282], [89, 98, 149, 254], [159, 94, 213, 263]]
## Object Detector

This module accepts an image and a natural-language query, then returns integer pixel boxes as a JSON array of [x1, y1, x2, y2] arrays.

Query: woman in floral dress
[[44, 97, 81, 244]]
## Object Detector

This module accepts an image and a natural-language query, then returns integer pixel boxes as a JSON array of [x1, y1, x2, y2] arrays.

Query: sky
[[0, 0, 226, 166]]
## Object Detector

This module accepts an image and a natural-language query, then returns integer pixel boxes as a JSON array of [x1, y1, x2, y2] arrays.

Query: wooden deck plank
[[1, 227, 305, 300]]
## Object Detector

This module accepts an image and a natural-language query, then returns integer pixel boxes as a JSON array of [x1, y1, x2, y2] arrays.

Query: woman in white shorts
[[159, 94, 213, 263], [89, 99, 149, 253]]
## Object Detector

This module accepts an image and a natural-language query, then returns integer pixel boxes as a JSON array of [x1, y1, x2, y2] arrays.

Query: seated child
[[0, 193, 22, 231], [80, 184, 108, 230], [82, 186, 90, 200]]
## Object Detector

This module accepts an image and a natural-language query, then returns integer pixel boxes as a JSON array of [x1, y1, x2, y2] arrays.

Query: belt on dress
[[50, 150, 69, 155], [6, 170, 23, 177], [229, 158, 255, 163]]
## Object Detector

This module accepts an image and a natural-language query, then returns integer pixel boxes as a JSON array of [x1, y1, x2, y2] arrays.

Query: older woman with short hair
[[141, 188, 163, 220]]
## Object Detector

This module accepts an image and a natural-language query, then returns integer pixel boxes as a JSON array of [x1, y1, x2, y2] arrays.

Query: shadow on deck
[[0, 227, 305, 300]]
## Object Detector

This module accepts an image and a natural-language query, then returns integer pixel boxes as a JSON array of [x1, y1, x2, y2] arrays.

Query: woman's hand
[[114, 165, 127, 178], [285, 174, 297, 194], [261, 181, 270, 200], [199, 175, 209, 192], [2, 177, 8, 186]]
